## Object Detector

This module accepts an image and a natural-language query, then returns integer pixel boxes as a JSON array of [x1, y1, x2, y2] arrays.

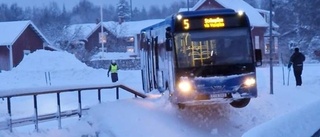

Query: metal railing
[[0, 84, 147, 132]]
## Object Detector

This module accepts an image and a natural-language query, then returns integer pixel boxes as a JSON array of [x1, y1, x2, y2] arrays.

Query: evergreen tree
[[0, 3, 24, 21], [0, 4, 9, 21], [116, 0, 131, 22], [8, 4, 24, 21], [148, 5, 162, 19], [71, 0, 99, 23], [131, 7, 141, 21], [139, 7, 148, 20], [105, 5, 117, 21], [243, 0, 258, 8]]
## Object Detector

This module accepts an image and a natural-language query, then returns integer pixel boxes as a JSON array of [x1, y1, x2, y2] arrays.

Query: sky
[[0, 50, 320, 137], [0, 0, 184, 10]]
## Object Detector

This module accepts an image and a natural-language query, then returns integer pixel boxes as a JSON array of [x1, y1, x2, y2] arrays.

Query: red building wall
[[195, 1, 270, 61], [0, 46, 10, 70], [0, 25, 45, 70], [86, 27, 128, 53], [12, 25, 44, 68], [197, 0, 224, 9]]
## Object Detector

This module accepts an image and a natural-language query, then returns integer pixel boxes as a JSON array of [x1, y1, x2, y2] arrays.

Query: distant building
[[0, 20, 57, 71], [65, 19, 163, 60]]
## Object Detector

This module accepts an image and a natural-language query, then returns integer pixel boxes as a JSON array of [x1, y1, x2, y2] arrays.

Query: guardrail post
[[57, 92, 62, 129], [7, 97, 12, 132], [98, 89, 101, 104], [116, 87, 119, 100], [33, 95, 39, 132], [78, 90, 82, 118]]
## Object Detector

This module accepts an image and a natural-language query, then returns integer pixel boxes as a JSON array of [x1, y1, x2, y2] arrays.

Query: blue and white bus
[[140, 9, 262, 108]]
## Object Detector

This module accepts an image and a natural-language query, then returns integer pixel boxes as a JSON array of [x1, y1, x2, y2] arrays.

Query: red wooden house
[[190, 0, 276, 63], [66, 19, 163, 60], [0, 20, 56, 71]]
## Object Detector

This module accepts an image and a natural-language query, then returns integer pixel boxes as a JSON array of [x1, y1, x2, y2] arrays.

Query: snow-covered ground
[[0, 50, 320, 137]]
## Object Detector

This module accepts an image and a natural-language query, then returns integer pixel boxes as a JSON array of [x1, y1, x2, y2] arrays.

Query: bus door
[[153, 37, 159, 90], [141, 37, 151, 93]]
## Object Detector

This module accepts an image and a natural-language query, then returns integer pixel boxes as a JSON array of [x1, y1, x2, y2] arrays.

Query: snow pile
[[15, 50, 90, 71], [91, 52, 138, 61], [0, 50, 105, 90]]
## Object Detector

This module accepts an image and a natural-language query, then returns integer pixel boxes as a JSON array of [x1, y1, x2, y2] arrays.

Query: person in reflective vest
[[107, 60, 119, 82]]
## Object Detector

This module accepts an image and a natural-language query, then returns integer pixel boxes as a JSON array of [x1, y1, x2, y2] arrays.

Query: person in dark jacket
[[107, 60, 119, 83], [288, 48, 306, 86]]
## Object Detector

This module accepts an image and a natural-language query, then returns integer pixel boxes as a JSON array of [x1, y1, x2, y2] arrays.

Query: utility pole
[[269, 0, 274, 94], [187, 0, 190, 11], [130, 0, 133, 19], [100, 4, 105, 57]]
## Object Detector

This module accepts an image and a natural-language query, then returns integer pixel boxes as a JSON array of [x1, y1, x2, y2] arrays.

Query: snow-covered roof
[[106, 19, 164, 37], [99, 19, 164, 38], [264, 29, 281, 37], [0, 20, 51, 46], [66, 19, 164, 39], [192, 0, 269, 27], [64, 23, 99, 40], [255, 8, 279, 28]]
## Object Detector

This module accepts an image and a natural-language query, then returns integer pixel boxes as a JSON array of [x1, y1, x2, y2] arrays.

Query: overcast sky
[[0, 0, 184, 10]]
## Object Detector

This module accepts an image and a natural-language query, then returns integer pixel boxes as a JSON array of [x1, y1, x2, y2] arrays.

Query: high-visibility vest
[[110, 64, 118, 73]]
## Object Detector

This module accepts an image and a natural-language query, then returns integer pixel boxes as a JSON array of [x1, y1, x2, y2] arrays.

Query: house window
[[288, 41, 297, 49], [274, 37, 278, 53], [264, 37, 278, 54], [254, 36, 260, 49], [127, 46, 134, 53], [126, 37, 135, 43], [24, 50, 31, 55]]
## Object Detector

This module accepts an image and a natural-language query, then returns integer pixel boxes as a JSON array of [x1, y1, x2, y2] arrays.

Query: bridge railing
[[0, 84, 147, 132]]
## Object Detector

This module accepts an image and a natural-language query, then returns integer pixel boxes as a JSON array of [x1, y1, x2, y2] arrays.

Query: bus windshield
[[174, 28, 253, 68]]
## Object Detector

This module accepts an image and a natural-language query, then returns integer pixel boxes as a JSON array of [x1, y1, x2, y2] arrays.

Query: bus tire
[[230, 98, 250, 108]]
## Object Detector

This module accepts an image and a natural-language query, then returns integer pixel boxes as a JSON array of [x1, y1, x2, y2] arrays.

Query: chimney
[[118, 16, 124, 24], [96, 18, 101, 24]]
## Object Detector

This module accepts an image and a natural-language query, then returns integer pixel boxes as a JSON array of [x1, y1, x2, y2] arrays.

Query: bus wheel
[[230, 98, 250, 108]]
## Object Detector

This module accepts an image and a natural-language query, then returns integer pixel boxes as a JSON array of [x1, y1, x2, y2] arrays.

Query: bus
[[140, 9, 262, 109]]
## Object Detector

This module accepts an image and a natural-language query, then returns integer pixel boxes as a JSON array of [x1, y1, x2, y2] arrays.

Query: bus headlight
[[244, 78, 256, 87], [237, 10, 244, 16], [176, 14, 183, 20], [178, 80, 193, 93]]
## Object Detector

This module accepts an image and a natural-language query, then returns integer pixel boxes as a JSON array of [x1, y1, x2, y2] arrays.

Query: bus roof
[[141, 9, 240, 32], [176, 9, 236, 17]]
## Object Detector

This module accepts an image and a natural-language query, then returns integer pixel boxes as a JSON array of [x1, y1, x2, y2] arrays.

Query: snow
[[192, 0, 269, 27], [0, 50, 320, 137], [0, 21, 30, 46], [101, 19, 164, 37], [64, 23, 98, 40], [91, 52, 139, 61], [0, 0, 184, 11], [65, 19, 163, 42], [0, 20, 53, 49]]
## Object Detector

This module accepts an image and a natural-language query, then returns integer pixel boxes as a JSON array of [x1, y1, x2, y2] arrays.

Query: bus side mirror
[[166, 39, 172, 51], [165, 27, 173, 51], [255, 49, 262, 66]]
